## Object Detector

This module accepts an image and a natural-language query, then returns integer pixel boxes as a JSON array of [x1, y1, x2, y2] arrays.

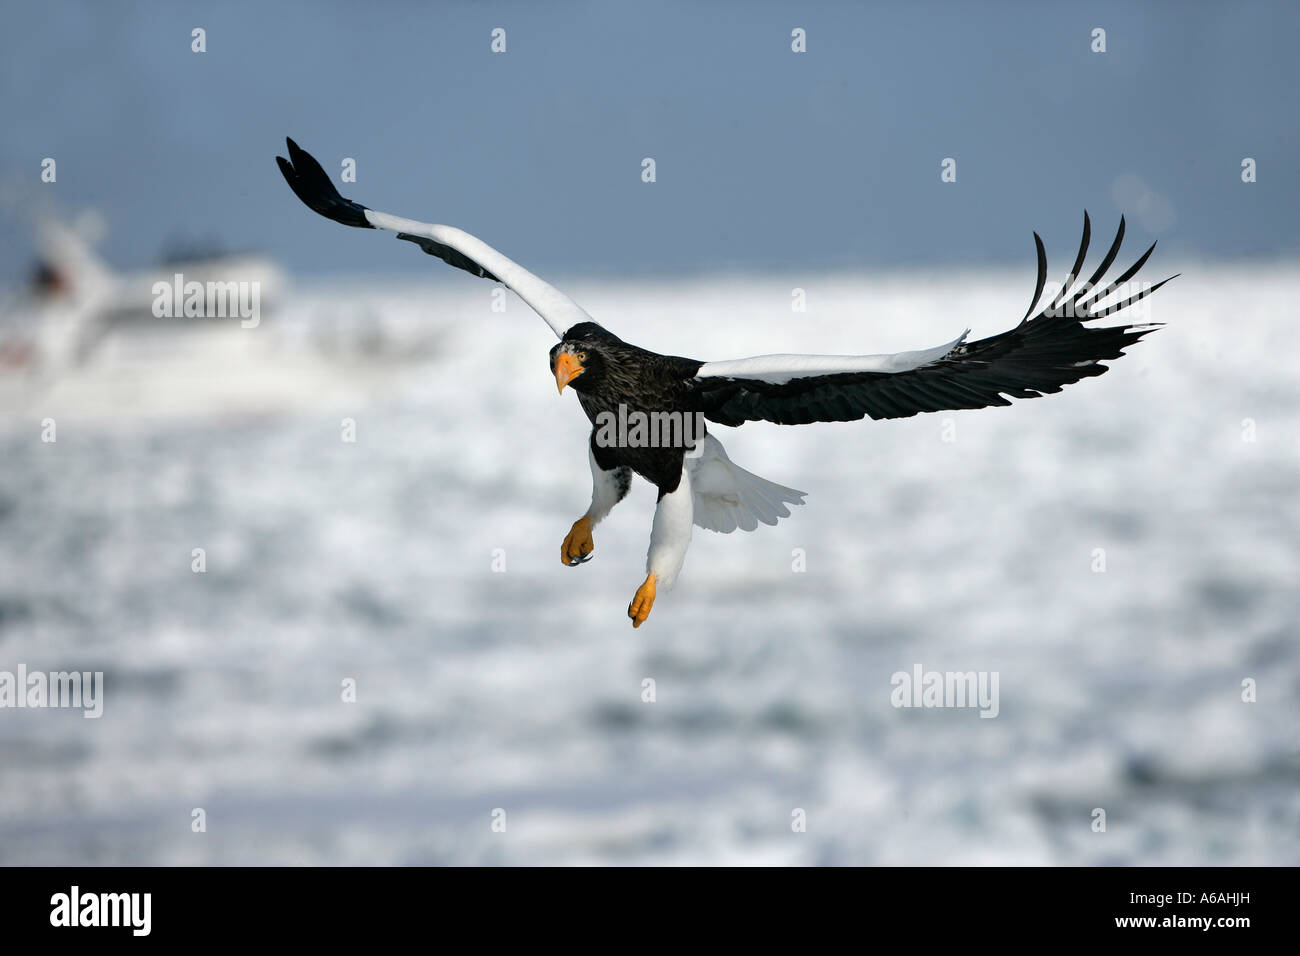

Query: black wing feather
[[276, 137, 373, 229], [1020, 231, 1048, 324], [276, 137, 500, 282], [1046, 211, 1090, 314], [689, 213, 1174, 427], [394, 232, 500, 282]]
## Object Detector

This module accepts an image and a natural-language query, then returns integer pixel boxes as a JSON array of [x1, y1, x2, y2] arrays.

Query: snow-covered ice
[[0, 264, 1295, 865]]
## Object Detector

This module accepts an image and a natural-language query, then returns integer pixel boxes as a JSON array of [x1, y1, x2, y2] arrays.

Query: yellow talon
[[561, 516, 594, 566], [628, 574, 657, 628]]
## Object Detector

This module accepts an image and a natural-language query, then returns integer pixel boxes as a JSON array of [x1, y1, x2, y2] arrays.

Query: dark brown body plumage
[[554, 323, 705, 493]]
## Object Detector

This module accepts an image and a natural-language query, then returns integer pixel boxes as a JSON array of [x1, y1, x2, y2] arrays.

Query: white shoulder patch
[[693, 330, 969, 385], [364, 209, 589, 339]]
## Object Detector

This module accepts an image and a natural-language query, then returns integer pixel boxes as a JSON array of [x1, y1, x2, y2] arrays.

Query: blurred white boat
[[0, 211, 445, 423]]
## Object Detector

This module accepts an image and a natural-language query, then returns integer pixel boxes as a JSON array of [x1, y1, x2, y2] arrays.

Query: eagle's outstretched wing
[[276, 137, 591, 338], [686, 213, 1176, 426]]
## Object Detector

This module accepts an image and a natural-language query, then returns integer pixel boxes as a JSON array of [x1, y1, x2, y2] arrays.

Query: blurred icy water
[[0, 266, 1297, 865]]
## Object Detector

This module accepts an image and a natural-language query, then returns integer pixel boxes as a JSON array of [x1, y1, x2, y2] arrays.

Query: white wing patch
[[693, 330, 970, 385], [364, 210, 591, 339], [686, 435, 806, 533]]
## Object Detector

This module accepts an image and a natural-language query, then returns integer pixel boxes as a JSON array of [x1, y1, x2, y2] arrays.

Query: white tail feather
[[686, 434, 806, 533]]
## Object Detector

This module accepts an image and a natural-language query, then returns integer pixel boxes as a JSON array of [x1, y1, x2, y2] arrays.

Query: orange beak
[[554, 352, 585, 393]]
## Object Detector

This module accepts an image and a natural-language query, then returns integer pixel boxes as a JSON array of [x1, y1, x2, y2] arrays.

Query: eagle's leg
[[629, 465, 693, 628], [562, 438, 631, 567]]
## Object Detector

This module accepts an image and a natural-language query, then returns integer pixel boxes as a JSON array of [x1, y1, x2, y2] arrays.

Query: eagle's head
[[550, 322, 619, 394]]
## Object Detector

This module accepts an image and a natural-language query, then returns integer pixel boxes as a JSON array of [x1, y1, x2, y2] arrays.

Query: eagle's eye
[[577, 351, 587, 362]]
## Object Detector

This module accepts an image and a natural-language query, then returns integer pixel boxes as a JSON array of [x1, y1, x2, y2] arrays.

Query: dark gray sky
[[1, 0, 1295, 284]]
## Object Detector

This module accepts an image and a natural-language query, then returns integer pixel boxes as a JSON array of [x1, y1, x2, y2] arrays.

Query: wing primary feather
[[1077, 240, 1159, 313], [1087, 275, 1178, 319], [1071, 215, 1126, 309], [1020, 231, 1048, 324], [277, 138, 374, 229], [1047, 210, 1091, 312]]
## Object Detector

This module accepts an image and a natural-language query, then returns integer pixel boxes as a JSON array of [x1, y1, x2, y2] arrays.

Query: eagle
[[276, 138, 1175, 628]]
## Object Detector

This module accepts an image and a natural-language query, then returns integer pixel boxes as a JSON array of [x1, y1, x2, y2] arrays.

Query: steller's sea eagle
[[277, 138, 1175, 628]]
